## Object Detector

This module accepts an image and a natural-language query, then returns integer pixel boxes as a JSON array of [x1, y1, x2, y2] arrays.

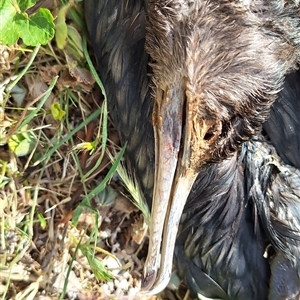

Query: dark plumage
[[175, 71, 300, 299], [85, 0, 300, 298], [85, 0, 155, 203]]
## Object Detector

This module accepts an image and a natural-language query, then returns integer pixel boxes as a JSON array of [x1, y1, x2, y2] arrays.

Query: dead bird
[[85, 0, 300, 298]]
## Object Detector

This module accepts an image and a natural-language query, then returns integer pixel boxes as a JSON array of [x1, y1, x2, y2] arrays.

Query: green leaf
[[0, 176, 10, 188], [20, 9, 55, 45], [50, 102, 66, 121], [96, 185, 118, 206], [65, 25, 84, 61], [8, 124, 36, 157], [78, 243, 114, 281], [0, 0, 19, 44], [36, 211, 47, 230], [12, 0, 36, 12], [0, 0, 55, 46], [55, 3, 70, 49]]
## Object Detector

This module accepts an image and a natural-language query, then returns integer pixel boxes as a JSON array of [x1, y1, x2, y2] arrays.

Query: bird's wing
[[260, 70, 300, 258], [176, 154, 270, 299], [263, 71, 300, 170], [244, 135, 300, 300], [269, 253, 300, 300], [85, 0, 155, 202], [260, 0, 300, 168]]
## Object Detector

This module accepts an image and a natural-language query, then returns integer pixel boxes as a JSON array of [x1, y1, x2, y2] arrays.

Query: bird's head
[[142, 0, 297, 293]]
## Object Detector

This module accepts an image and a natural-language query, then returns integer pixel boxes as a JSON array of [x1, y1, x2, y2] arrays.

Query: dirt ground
[[0, 1, 191, 299]]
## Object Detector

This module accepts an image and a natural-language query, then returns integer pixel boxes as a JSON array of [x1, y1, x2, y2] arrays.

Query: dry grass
[[0, 1, 190, 300]]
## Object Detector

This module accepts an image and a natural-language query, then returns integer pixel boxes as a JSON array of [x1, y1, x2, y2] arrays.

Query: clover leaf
[[0, 0, 55, 46]]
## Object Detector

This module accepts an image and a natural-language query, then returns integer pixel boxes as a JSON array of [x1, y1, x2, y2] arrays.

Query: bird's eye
[[203, 122, 222, 141], [203, 128, 215, 141]]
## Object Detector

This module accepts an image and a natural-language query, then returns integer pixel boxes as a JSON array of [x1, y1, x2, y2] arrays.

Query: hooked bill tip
[[141, 269, 156, 291]]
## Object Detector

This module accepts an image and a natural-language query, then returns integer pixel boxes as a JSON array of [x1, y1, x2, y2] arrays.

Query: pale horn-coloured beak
[[143, 167, 197, 294], [141, 85, 222, 294]]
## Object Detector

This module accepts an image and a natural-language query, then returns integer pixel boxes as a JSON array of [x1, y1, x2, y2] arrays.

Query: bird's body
[[85, 0, 300, 298], [175, 71, 300, 299], [176, 148, 271, 299], [85, 0, 155, 203]]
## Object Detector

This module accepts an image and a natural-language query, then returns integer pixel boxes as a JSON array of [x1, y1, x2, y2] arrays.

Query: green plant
[[0, 0, 55, 46]]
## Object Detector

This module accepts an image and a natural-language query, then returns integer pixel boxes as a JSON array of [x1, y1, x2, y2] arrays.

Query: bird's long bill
[[142, 87, 198, 293]]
